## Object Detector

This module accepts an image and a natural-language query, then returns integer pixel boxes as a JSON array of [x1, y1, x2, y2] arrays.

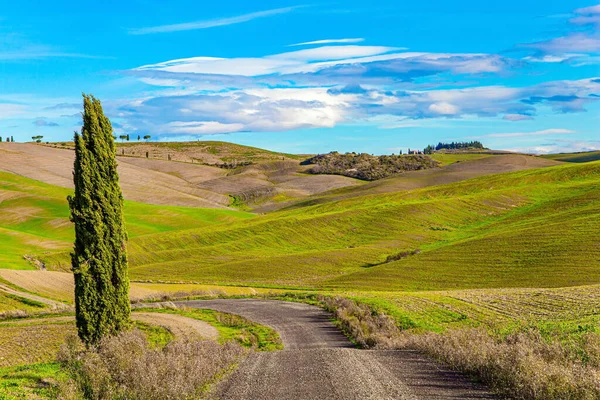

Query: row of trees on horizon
[[423, 141, 485, 154]]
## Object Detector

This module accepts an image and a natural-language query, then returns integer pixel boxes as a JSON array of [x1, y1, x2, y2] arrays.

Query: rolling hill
[[0, 142, 362, 210], [1, 147, 597, 293]]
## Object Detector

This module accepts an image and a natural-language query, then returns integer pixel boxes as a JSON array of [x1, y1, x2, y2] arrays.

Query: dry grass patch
[[0, 319, 76, 368], [57, 330, 245, 400]]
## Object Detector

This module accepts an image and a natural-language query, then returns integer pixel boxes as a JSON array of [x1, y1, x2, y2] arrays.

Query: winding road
[[181, 299, 497, 400]]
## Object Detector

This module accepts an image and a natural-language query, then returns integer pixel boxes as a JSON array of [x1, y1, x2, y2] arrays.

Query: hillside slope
[[5, 160, 596, 292], [269, 154, 560, 212], [0, 143, 362, 210]]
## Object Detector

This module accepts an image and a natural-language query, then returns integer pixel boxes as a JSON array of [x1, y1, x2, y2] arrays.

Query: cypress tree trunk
[[68, 94, 130, 344]]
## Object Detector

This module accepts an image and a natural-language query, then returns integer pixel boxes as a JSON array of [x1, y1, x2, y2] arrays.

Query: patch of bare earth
[[0, 143, 229, 208], [0, 270, 74, 303], [0, 143, 363, 210]]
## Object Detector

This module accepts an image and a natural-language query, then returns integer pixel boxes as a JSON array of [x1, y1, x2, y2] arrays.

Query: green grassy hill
[[541, 150, 600, 163], [3, 160, 597, 294], [0, 171, 253, 270]]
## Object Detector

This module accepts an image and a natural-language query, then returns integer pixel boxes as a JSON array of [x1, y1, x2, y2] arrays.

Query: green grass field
[[2, 161, 599, 293], [541, 150, 600, 163], [1, 153, 599, 399], [0, 171, 253, 270]]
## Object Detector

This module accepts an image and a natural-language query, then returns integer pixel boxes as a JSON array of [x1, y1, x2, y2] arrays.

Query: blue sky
[[1, 1, 599, 154]]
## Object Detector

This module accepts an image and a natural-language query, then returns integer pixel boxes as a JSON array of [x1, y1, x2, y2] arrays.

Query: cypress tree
[[68, 94, 130, 345]]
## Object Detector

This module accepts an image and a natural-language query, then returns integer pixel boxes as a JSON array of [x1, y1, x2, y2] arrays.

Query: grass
[[0, 362, 63, 399], [0, 170, 253, 270], [429, 152, 493, 166], [0, 292, 46, 314], [0, 317, 76, 368], [541, 150, 600, 163], [133, 321, 174, 348], [1, 153, 599, 398], [2, 161, 599, 292], [116, 140, 306, 162]]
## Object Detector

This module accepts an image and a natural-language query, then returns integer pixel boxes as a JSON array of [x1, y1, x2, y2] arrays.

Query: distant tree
[[143, 135, 151, 142], [435, 141, 484, 151], [0, 137, 3, 142], [423, 145, 434, 154], [32, 135, 44, 143], [10, 136, 14, 142], [399, 149, 403, 155], [126, 134, 130, 141], [119, 135, 127, 142], [137, 135, 140, 141], [68, 94, 130, 345], [5, 137, 9, 142]]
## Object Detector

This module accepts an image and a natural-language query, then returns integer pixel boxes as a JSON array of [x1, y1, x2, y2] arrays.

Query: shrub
[[57, 329, 245, 400], [302, 152, 439, 181]]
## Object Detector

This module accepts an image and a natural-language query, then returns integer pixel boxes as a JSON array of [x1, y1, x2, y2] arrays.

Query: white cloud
[[574, 4, 600, 15], [288, 38, 365, 47], [269, 45, 397, 61], [483, 129, 576, 138], [503, 114, 534, 121], [571, 4, 600, 27], [134, 48, 512, 81], [428, 102, 460, 115], [521, 5, 600, 58], [525, 34, 600, 53], [505, 140, 600, 154], [128, 6, 300, 35], [166, 121, 245, 134]]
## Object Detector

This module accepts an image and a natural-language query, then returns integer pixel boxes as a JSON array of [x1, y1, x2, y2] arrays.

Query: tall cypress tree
[[68, 94, 130, 344]]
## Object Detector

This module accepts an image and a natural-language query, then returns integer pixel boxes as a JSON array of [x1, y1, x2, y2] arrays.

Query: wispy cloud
[[133, 47, 511, 79], [288, 38, 365, 47], [128, 6, 301, 35], [43, 102, 81, 110], [505, 139, 600, 154], [503, 114, 534, 121], [482, 129, 576, 138], [520, 4, 600, 59], [33, 118, 59, 127]]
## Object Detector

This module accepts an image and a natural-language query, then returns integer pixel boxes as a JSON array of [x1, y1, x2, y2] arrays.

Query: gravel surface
[[182, 299, 498, 400]]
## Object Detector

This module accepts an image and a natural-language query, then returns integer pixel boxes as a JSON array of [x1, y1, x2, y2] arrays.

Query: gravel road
[[182, 299, 498, 400]]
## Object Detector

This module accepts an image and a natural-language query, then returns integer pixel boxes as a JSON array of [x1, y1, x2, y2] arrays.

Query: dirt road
[[182, 299, 497, 400]]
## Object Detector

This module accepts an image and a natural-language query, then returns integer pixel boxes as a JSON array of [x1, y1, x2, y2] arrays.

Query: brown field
[[0, 143, 361, 209], [0, 143, 229, 208], [0, 270, 74, 303], [0, 270, 282, 304]]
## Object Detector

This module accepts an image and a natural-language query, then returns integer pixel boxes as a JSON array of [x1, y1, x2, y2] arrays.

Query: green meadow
[[1, 159, 599, 337]]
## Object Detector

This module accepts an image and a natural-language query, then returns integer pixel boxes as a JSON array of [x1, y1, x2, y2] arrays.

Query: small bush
[[385, 249, 421, 263], [57, 329, 245, 400]]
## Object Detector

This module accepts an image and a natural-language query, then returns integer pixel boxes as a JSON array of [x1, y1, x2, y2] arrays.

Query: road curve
[[182, 299, 497, 400]]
